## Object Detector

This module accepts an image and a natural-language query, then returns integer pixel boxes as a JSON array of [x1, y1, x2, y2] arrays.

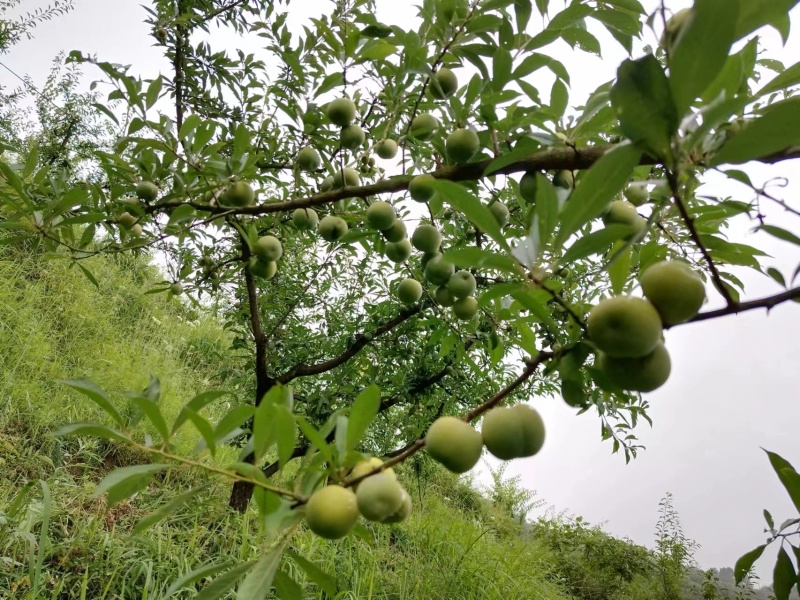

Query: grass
[[0, 245, 575, 599]]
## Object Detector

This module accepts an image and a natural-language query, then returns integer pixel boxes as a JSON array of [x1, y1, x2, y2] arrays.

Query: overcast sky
[[3, 0, 799, 582]]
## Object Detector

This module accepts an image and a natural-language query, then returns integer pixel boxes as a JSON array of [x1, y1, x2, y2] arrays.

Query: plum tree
[[254, 235, 282, 262], [292, 208, 319, 230], [366, 201, 396, 231], [598, 342, 672, 392], [481, 404, 546, 460], [305, 485, 359, 539], [318, 215, 348, 242], [374, 138, 398, 159], [430, 67, 458, 99], [452, 296, 478, 320], [326, 97, 356, 126], [640, 261, 706, 325], [297, 147, 321, 171], [356, 473, 406, 522], [411, 224, 441, 254], [135, 181, 158, 202], [447, 271, 476, 299], [445, 128, 480, 164], [424, 255, 455, 285], [408, 174, 436, 202], [587, 296, 663, 358], [424, 416, 483, 474], [397, 278, 423, 304], [409, 113, 439, 140]]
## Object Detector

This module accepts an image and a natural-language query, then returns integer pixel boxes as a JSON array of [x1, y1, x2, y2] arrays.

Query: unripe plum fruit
[[356, 472, 405, 522], [519, 172, 537, 202], [430, 67, 458, 99], [375, 139, 398, 159], [136, 181, 158, 202], [305, 485, 359, 539], [587, 296, 663, 358], [409, 174, 436, 203], [409, 113, 440, 140], [170, 282, 183, 296], [333, 167, 361, 188], [452, 296, 478, 320], [326, 97, 356, 127], [320, 176, 335, 192], [383, 489, 412, 523], [293, 208, 319, 231], [425, 416, 483, 473], [340, 124, 366, 150], [447, 270, 476, 299], [598, 342, 671, 392], [481, 404, 546, 460], [553, 170, 575, 189], [411, 224, 441, 253], [603, 200, 639, 226], [366, 201, 396, 231], [382, 219, 407, 243], [385, 238, 412, 263], [640, 260, 705, 325], [118, 212, 138, 229], [319, 215, 348, 242], [397, 278, 423, 304], [350, 457, 394, 488], [445, 128, 479, 164], [624, 185, 649, 207], [254, 235, 282, 262], [424, 254, 455, 285], [249, 257, 277, 279], [435, 286, 456, 307], [489, 201, 509, 227], [221, 181, 255, 207], [297, 147, 321, 171]]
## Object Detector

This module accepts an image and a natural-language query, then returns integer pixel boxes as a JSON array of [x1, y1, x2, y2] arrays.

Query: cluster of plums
[[304, 458, 412, 539], [304, 403, 545, 539], [588, 260, 706, 392]]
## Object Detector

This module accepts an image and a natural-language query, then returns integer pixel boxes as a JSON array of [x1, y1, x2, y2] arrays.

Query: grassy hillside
[[0, 244, 774, 599]]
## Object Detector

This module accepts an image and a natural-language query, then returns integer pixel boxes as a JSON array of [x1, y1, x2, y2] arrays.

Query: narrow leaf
[[433, 180, 509, 250], [285, 550, 338, 596], [94, 463, 169, 506], [55, 423, 130, 444], [60, 379, 124, 426], [561, 224, 635, 263], [765, 450, 800, 513], [346, 385, 380, 451], [774, 547, 796, 600], [163, 562, 237, 598], [132, 484, 210, 534], [173, 390, 230, 433], [196, 560, 258, 600], [236, 542, 288, 600]]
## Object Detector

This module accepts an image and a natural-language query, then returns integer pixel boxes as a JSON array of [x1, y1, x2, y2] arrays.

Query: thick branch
[[679, 286, 800, 325], [276, 304, 423, 384], [173, 0, 187, 133]]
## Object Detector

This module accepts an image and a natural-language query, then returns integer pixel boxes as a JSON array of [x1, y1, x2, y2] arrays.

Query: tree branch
[[678, 286, 800, 325], [276, 304, 424, 384], [665, 168, 735, 306], [173, 0, 187, 134]]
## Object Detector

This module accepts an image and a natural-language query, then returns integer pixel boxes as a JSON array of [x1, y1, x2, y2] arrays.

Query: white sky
[[3, 0, 799, 582]]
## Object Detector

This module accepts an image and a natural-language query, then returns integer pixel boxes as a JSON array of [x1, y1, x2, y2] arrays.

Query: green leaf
[[359, 42, 397, 61], [178, 114, 202, 142], [734, 0, 800, 41], [774, 547, 797, 600], [285, 550, 338, 596], [183, 408, 217, 455], [54, 423, 130, 444], [610, 55, 678, 157], [607, 242, 633, 294], [711, 98, 800, 166], [669, 0, 738, 116], [60, 379, 124, 427], [127, 395, 170, 444], [253, 384, 293, 462], [433, 180, 510, 250], [443, 247, 519, 273], [758, 60, 800, 97], [295, 415, 333, 463], [77, 263, 100, 288], [535, 173, 559, 248], [145, 76, 162, 109], [273, 570, 303, 600], [346, 385, 380, 452], [765, 450, 800, 513], [94, 463, 169, 507], [760, 225, 800, 248], [273, 406, 296, 467], [163, 562, 237, 598], [196, 560, 258, 600], [213, 405, 255, 442], [236, 542, 288, 600], [132, 484, 210, 534], [173, 390, 230, 433], [556, 144, 641, 245], [550, 78, 568, 117], [561, 224, 634, 263], [483, 137, 540, 176]]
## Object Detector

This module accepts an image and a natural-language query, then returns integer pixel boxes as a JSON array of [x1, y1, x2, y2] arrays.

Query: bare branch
[[679, 286, 800, 325], [276, 304, 424, 384]]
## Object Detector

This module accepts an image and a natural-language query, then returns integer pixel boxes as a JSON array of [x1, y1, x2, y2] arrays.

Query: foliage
[[2, 0, 800, 595]]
